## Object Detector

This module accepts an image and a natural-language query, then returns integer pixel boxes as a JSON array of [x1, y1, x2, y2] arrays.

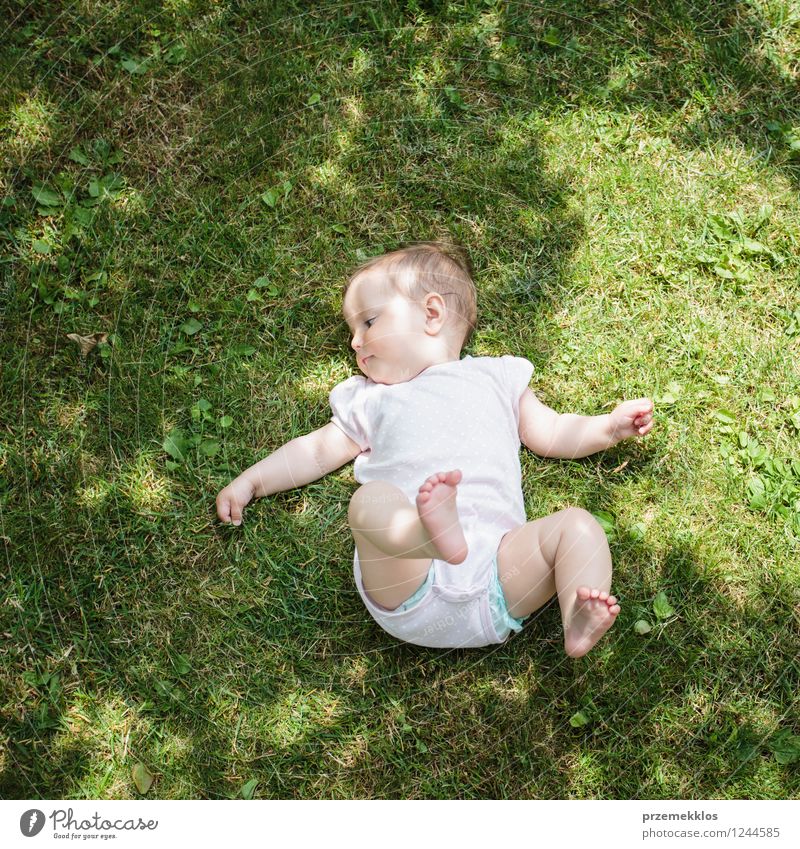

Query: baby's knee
[[348, 483, 376, 522], [564, 507, 605, 538], [348, 480, 403, 521]]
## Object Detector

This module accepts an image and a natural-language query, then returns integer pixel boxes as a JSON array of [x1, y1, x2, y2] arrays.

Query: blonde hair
[[342, 240, 478, 350]]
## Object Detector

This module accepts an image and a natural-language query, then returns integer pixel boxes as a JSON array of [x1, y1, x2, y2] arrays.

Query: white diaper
[[353, 550, 511, 648]]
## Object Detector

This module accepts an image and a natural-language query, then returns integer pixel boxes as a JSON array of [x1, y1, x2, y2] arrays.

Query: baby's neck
[[415, 354, 461, 377], [423, 350, 462, 368]]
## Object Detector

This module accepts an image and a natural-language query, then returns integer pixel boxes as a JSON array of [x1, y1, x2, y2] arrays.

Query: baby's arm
[[216, 423, 362, 525], [519, 388, 654, 459]]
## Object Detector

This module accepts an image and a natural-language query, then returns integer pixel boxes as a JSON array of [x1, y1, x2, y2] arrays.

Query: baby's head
[[341, 240, 478, 385]]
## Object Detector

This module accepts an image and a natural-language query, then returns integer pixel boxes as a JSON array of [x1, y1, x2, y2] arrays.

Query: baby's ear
[[424, 292, 447, 323]]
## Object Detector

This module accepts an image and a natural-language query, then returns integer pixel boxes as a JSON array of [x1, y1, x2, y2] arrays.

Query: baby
[[216, 241, 654, 655]]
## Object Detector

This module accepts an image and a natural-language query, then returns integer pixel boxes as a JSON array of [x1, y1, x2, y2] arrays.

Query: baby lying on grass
[[217, 240, 654, 654]]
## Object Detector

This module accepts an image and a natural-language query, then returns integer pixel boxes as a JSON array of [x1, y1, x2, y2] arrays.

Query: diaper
[[399, 555, 524, 639], [353, 552, 525, 648]]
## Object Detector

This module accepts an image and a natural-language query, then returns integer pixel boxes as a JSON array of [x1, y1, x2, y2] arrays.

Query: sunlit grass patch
[[76, 477, 114, 510], [118, 455, 173, 513], [348, 49, 374, 79], [307, 159, 355, 199], [261, 690, 342, 748], [3, 95, 55, 153]]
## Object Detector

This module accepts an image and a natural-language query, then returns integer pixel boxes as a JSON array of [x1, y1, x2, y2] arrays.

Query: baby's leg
[[496, 507, 620, 657], [348, 474, 467, 610]]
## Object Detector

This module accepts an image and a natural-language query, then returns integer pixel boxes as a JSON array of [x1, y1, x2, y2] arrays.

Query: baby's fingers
[[216, 493, 231, 523], [216, 492, 243, 525]]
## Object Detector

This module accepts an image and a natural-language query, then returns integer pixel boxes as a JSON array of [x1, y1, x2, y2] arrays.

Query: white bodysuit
[[329, 354, 534, 648]]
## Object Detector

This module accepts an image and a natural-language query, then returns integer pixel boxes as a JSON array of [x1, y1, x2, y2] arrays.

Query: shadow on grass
[[497, 1, 800, 185], [1, 484, 797, 798]]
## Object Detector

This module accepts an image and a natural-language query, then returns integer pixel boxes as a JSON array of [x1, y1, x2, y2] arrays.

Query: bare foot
[[564, 587, 620, 658], [415, 469, 468, 564]]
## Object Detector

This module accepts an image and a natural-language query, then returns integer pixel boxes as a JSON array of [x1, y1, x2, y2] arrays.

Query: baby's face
[[343, 272, 437, 385]]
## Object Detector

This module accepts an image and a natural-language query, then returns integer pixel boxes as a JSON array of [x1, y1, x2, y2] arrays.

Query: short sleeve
[[501, 355, 535, 421], [329, 376, 370, 452]]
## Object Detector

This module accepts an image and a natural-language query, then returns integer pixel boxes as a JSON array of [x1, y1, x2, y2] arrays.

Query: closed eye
[[365, 317, 376, 328]]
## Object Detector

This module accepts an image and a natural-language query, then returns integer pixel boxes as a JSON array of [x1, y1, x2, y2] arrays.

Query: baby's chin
[[368, 372, 418, 386], [359, 358, 421, 385], [359, 363, 401, 385]]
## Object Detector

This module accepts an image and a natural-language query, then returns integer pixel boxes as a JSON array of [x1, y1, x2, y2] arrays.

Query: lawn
[[1, 0, 799, 799]]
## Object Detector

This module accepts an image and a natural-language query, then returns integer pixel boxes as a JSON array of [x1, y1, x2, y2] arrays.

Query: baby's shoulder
[[333, 374, 368, 389], [463, 353, 526, 372], [462, 355, 534, 396], [329, 373, 369, 403]]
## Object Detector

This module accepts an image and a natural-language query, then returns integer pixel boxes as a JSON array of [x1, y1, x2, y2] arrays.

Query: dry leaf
[[67, 332, 108, 356], [131, 761, 154, 794]]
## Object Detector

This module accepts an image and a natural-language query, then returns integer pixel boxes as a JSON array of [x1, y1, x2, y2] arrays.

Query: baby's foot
[[415, 469, 468, 564], [564, 587, 620, 658]]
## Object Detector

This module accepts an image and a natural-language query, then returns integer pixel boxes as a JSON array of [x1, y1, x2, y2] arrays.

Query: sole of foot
[[564, 587, 620, 658], [415, 469, 468, 564]]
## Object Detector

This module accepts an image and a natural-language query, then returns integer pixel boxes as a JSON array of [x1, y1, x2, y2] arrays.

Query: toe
[[609, 604, 621, 615], [599, 590, 609, 601], [608, 595, 617, 606], [576, 586, 591, 600], [590, 588, 600, 599]]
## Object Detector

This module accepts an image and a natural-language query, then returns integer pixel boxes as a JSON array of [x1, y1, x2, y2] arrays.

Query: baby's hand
[[609, 398, 655, 440], [216, 476, 255, 526]]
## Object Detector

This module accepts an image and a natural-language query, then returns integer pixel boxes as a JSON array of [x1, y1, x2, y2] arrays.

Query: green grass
[[1, 0, 799, 799]]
